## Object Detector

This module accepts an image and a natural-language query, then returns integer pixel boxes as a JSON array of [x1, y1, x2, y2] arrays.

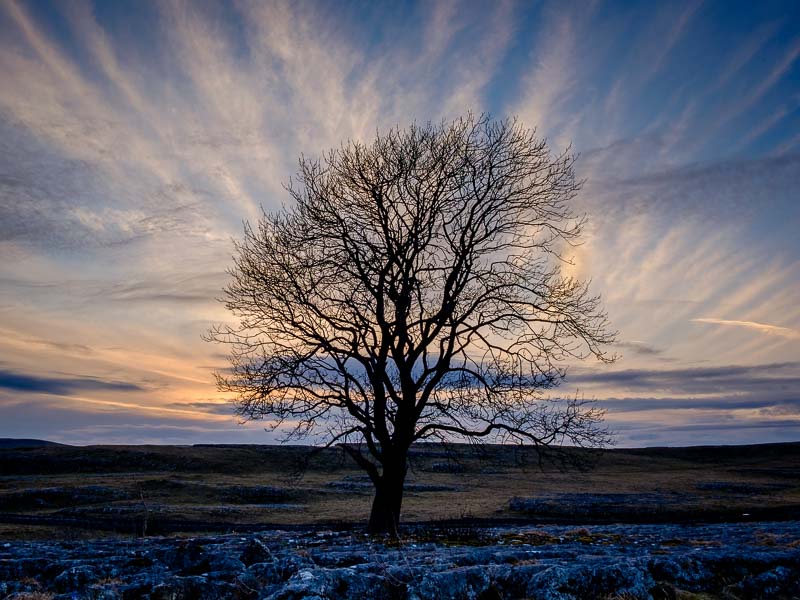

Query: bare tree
[[208, 114, 615, 535]]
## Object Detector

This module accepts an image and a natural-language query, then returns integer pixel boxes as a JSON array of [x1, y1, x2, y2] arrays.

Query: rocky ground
[[1, 520, 799, 599]]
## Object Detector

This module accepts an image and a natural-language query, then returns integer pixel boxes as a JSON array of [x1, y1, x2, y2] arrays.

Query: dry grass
[[94, 576, 124, 586], [15, 578, 40, 589], [0, 442, 798, 540]]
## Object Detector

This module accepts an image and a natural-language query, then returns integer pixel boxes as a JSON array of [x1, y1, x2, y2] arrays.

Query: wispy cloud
[[692, 318, 800, 340], [513, 6, 580, 147], [642, 0, 704, 83], [718, 36, 800, 128], [614, 341, 665, 357], [168, 401, 235, 416]]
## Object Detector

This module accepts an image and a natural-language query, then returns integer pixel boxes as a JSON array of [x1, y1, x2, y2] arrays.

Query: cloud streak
[[0, 368, 143, 396], [569, 362, 800, 393], [692, 318, 800, 340]]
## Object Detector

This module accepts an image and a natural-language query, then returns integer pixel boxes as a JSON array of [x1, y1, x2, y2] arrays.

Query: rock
[[408, 565, 491, 600], [240, 538, 274, 566], [738, 564, 800, 598], [0, 557, 50, 583], [265, 567, 403, 600], [1, 521, 799, 599], [150, 576, 237, 600], [163, 540, 213, 575], [206, 553, 245, 577], [246, 561, 288, 585], [54, 564, 99, 592], [489, 563, 547, 598], [120, 580, 155, 599], [87, 583, 125, 599], [525, 560, 655, 600], [648, 557, 712, 590]]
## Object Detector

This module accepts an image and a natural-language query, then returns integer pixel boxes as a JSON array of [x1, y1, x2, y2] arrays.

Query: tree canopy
[[208, 114, 615, 534]]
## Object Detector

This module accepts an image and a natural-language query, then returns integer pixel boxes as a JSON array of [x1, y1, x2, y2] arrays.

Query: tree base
[[367, 480, 403, 536]]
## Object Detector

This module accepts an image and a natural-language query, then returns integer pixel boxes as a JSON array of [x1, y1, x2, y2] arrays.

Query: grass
[[0, 441, 798, 540]]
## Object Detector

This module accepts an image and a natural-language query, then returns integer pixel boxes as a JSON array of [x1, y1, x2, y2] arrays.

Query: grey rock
[[54, 564, 99, 592], [265, 567, 401, 600], [241, 538, 274, 566], [408, 565, 490, 600], [526, 560, 655, 600], [1, 521, 799, 599], [738, 564, 800, 598]]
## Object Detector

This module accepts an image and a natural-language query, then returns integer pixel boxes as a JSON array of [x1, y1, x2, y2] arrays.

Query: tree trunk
[[367, 457, 407, 535]]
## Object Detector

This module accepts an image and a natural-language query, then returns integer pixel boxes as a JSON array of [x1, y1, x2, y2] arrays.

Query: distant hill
[[0, 438, 68, 449]]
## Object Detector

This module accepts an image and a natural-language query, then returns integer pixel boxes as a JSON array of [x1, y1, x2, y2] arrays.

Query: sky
[[0, 0, 798, 447]]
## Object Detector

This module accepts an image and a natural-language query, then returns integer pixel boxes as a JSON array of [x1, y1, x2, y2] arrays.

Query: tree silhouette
[[208, 114, 615, 535]]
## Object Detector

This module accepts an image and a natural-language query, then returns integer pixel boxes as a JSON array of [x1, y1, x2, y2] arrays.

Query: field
[[1, 441, 798, 540]]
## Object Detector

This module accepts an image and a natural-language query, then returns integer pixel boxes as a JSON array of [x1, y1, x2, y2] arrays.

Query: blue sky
[[0, 0, 798, 446]]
